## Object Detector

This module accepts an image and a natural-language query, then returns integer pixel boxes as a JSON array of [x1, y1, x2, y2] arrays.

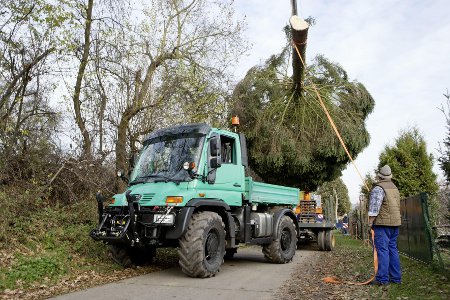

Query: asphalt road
[[52, 247, 315, 300]]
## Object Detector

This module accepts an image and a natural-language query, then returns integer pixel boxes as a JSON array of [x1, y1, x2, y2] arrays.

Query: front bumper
[[90, 205, 181, 246]]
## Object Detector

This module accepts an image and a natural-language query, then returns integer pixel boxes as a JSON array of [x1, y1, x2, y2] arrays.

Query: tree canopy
[[232, 45, 374, 190], [379, 127, 439, 198]]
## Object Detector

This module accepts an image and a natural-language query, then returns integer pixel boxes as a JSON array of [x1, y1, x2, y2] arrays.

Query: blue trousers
[[373, 225, 402, 283]]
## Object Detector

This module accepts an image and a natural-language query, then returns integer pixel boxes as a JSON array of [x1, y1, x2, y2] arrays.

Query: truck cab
[[91, 123, 299, 277]]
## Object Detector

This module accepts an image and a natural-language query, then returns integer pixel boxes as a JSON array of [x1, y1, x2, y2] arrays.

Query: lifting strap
[[292, 41, 376, 285], [322, 229, 377, 285]]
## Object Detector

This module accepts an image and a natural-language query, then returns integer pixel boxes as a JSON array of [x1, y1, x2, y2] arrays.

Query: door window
[[220, 135, 236, 164]]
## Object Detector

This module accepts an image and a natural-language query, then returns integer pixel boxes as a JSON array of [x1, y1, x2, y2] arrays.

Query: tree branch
[[0, 47, 54, 110]]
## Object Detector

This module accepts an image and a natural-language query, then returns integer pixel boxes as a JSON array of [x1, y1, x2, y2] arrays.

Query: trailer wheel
[[109, 245, 156, 268], [263, 216, 296, 263], [324, 230, 335, 251], [317, 230, 325, 251], [178, 211, 225, 278]]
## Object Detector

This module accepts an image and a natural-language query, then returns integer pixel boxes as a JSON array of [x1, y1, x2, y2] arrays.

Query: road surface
[[52, 247, 315, 300]]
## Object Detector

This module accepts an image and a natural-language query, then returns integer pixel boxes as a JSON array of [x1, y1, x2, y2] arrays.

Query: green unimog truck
[[90, 123, 333, 278]]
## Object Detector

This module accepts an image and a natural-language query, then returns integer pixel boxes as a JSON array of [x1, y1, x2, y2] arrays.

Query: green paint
[[110, 126, 298, 208]]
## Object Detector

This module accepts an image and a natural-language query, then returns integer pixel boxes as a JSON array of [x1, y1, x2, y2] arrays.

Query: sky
[[233, 0, 450, 203]]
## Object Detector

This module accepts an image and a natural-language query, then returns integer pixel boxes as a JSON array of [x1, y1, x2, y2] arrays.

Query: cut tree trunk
[[290, 15, 309, 94]]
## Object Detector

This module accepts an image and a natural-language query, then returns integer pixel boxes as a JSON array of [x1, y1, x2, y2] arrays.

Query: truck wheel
[[109, 245, 156, 268], [317, 231, 325, 251], [324, 230, 335, 251], [262, 216, 296, 263], [178, 211, 225, 278]]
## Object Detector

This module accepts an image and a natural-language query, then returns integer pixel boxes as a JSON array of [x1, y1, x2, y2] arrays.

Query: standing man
[[368, 165, 402, 285], [342, 213, 349, 235]]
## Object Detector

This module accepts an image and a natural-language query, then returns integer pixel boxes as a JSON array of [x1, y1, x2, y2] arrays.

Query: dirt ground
[[275, 236, 449, 300], [276, 242, 383, 300]]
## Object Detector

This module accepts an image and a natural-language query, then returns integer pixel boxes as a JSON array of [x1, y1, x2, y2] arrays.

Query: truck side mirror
[[209, 137, 221, 156], [210, 157, 221, 169], [207, 136, 221, 184]]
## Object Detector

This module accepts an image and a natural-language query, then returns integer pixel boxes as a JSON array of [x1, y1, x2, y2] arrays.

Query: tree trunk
[[72, 0, 94, 159], [290, 15, 309, 94], [115, 116, 129, 192], [333, 188, 339, 223]]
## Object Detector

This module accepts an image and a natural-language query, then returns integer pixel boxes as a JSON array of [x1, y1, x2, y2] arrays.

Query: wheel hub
[[205, 229, 219, 261], [281, 228, 291, 251]]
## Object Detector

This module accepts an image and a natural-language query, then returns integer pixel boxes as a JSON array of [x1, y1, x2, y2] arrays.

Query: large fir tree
[[232, 48, 374, 190], [379, 128, 439, 198]]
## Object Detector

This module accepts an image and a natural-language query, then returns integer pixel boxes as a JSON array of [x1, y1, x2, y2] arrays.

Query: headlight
[[166, 196, 183, 204]]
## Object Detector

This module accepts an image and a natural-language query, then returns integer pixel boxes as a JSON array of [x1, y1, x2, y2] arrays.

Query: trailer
[[295, 193, 335, 250]]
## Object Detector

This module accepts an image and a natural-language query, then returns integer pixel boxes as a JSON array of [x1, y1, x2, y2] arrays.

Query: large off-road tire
[[324, 230, 335, 251], [178, 211, 226, 278], [317, 230, 325, 251], [262, 216, 296, 263], [109, 245, 156, 268]]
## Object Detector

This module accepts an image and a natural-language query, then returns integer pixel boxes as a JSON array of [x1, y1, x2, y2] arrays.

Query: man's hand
[[368, 225, 374, 238], [368, 217, 375, 237]]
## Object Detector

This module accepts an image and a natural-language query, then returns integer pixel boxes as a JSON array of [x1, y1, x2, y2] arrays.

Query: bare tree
[[0, 0, 73, 183], [80, 0, 247, 190], [72, 0, 94, 159]]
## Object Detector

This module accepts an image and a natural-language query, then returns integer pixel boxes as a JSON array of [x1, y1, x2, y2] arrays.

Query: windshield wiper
[[129, 174, 177, 185]]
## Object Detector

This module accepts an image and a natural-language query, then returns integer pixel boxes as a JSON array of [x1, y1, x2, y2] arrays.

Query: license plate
[[153, 214, 175, 225]]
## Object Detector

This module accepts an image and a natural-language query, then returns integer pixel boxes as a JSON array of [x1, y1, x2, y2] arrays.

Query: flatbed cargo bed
[[244, 177, 299, 206]]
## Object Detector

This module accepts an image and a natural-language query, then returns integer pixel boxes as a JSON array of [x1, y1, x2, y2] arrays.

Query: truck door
[[202, 134, 244, 205], [214, 134, 244, 188]]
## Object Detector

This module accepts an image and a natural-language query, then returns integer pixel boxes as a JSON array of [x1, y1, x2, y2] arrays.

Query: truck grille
[[140, 193, 155, 201]]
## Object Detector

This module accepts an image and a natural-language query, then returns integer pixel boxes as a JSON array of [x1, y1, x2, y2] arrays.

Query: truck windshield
[[130, 134, 205, 184]]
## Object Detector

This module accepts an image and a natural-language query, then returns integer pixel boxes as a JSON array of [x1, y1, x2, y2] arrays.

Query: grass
[[1, 254, 68, 290], [0, 201, 117, 292], [279, 232, 449, 300], [335, 233, 450, 300], [0, 192, 178, 298]]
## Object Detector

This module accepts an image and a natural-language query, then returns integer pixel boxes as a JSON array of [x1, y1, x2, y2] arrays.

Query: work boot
[[369, 280, 388, 286]]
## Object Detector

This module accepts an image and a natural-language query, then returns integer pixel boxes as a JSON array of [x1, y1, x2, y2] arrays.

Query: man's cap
[[377, 164, 392, 180]]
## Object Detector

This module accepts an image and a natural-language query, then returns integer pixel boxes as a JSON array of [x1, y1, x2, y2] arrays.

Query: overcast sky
[[233, 0, 450, 203]]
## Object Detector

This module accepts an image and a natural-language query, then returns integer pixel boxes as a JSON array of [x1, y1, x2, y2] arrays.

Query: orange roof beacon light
[[231, 115, 240, 132]]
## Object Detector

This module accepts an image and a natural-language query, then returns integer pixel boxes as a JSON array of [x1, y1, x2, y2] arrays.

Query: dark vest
[[374, 180, 401, 226]]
